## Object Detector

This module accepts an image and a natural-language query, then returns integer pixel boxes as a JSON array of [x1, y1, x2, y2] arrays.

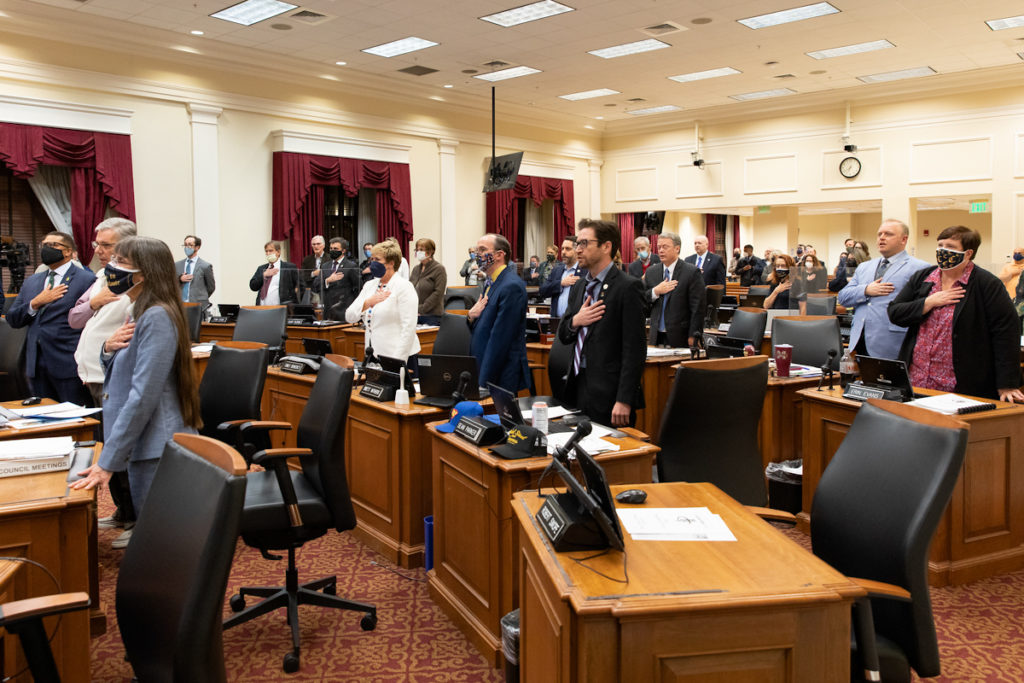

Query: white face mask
[[266, 253, 279, 264], [415, 250, 427, 262]]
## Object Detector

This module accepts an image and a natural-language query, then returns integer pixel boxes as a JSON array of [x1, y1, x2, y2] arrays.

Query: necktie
[[328, 260, 338, 288], [182, 259, 192, 301], [41, 271, 56, 312], [697, 254, 704, 270], [875, 258, 891, 280], [484, 276, 493, 297], [572, 279, 601, 375], [658, 266, 672, 333], [259, 266, 272, 302]]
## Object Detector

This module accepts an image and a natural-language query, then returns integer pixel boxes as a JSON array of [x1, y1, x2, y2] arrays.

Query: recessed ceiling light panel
[[986, 15, 1024, 30], [738, 2, 839, 29], [559, 88, 620, 100], [806, 39, 894, 59], [362, 37, 439, 58], [588, 39, 670, 59], [857, 66, 935, 83], [730, 88, 796, 101], [627, 104, 682, 116], [474, 66, 542, 81], [480, 0, 574, 27], [669, 66, 740, 82], [211, 0, 297, 26]]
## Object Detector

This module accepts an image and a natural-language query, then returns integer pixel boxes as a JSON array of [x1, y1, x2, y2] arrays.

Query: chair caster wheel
[[283, 651, 299, 673], [229, 594, 245, 612], [360, 613, 377, 631]]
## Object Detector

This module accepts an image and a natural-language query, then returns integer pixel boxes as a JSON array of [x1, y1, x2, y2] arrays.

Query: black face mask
[[546, 253, 555, 262], [775, 268, 789, 279], [40, 245, 66, 266], [105, 263, 138, 295], [329, 249, 343, 260]]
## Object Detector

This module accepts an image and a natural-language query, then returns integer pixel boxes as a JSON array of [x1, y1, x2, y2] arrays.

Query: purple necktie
[[259, 267, 272, 301]]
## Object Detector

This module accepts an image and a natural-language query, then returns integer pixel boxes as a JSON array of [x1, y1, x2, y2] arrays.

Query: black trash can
[[765, 459, 802, 514], [500, 609, 520, 682]]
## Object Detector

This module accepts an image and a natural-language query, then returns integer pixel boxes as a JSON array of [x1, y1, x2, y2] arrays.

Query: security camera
[[843, 143, 857, 153], [693, 158, 705, 168]]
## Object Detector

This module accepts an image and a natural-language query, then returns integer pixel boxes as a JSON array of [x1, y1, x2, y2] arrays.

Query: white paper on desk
[[785, 363, 823, 377], [646, 346, 691, 358], [0, 436, 75, 460], [544, 432, 620, 455], [415, 324, 440, 330], [12, 402, 83, 417], [616, 507, 737, 542], [7, 417, 86, 430], [522, 406, 576, 420], [907, 393, 989, 415], [191, 343, 214, 353]]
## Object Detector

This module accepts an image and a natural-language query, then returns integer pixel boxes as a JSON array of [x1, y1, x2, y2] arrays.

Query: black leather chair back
[[771, 316, 842, 370], [433, 313, 473, 356], [656, 356, 769, 505], [296, 359, 357, 531], [804, 294, 837, 315], [184, 302, 202, 343], [0, 319, 29, 401], [444, 287, 480, 311], [233, 306, 287, 349], [199, 342, 269, 442], [747, 285, 771, 297], [117, 435, 247, 683], [811, 401, 968, 678], [705, 284, 725, 309], [727, 307, 767, 345]]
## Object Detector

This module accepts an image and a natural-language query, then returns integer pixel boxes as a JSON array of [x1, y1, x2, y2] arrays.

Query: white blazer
[[345, 275, 421, 362]]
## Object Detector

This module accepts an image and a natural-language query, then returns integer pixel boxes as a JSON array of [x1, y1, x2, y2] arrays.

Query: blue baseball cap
[[436, 401, 485, 433]]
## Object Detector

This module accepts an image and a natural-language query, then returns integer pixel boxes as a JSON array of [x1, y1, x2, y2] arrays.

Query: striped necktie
[[572, 279, 601, 375], [182, 260, 192, 301]]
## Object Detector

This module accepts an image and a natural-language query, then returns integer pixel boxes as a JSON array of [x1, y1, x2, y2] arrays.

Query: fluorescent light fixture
[[474, 66, 541, 81], [362, 37, 438, 58], [806, 39, 894, 59], [986, 15, 1024, 30], [190, 30, 205, 36], [211, 0, 296, 26], [738, 2, 839, 29], [480, 0, 574, 27], [584, 125, 595, 129], [669, 66, 740, 82], [588, 39, 670, 59], [335, 61, 347, 66], [429, 96, 445, 102], [559, 88, 620, 101], [172, 45, 202, 54], [627, 105, 682, 116], [730, 88, 796, 101], [857, 66, 935, 83], [443, 84, 454, 88]]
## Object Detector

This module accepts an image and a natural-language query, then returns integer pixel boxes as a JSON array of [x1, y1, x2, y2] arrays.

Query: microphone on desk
[[553, 419, 592, 466], [689, 330, 704, 360], [818, 349, 838, 391], [452, 371, 472, 403]]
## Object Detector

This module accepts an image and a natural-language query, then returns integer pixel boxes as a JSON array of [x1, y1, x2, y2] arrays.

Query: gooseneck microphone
[[553, 419, 592, 465], [818, 349, 838, 391], [452, 370, 472, 403]]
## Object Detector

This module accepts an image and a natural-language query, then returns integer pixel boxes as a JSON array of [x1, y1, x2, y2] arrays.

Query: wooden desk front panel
[[261, 371, 315, 450], [199, 322, 234, 344]]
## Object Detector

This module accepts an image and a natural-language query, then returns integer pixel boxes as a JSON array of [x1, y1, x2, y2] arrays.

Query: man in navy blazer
[[249, 240, 300, 305], [538, 236, 582, 318], [7, 231, 94, 404], [685, 236, 727, 287], [838, 219, 929, 360], [467, 233, 530, 393]]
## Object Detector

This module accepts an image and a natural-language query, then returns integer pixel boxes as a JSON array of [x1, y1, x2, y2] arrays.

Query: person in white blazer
[[345, 240, 421, 363]]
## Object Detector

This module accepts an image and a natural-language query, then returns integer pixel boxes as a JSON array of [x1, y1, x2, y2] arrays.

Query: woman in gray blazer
[[71, 237, 202, 519]]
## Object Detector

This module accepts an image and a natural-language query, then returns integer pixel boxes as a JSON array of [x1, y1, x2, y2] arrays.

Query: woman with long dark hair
[[72, 237, 202, 524]]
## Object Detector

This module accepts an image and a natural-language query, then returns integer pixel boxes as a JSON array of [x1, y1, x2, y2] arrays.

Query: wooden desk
[[199, 321, 352, 355], [0, 400, 99, 443], [331, 324, 438, 361], [514, 482, 862, 682], [427, 425, 658, 666], [0, 445, 102, 683], [799, 387, 1024, 586]]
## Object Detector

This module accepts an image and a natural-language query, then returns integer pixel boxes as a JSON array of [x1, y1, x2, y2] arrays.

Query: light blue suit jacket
[[837, 250, 929, 360], [98, 305, 194, 473]]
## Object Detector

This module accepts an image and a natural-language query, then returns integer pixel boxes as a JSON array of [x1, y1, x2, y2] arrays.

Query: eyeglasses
[[575, 239, 599, 249], [40, 241, 68, 250], [92, 241, 116, 250]]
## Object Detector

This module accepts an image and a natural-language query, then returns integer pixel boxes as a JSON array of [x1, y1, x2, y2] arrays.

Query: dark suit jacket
[[627, 253, 661, 279], [556, 265, 647, 424], [314, 257, 360, 320], [469, 265, 531, 393], [642, 260, 706, 347], [300, 252, 328, 292], [685, 251, 727, 287], [522, 266, 542, 285], [249, 261, 300, 305], [7, 264, 95, 380], [888, 265, 1021, 399]]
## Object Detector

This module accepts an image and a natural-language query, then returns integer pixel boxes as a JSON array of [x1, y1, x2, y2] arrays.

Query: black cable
[[369, 561, 428, 583], [0, 556, 64, 683], [567, 548, 629, 585]]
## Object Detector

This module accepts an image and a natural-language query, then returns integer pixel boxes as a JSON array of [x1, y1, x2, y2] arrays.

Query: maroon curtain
[[295, 184, 324, 254], [731, 215, 740, 252], [617, 213, 635, 263], [485, 175, 574, 260], [273, 151, 414, 259], [0, 122, 136, 264], [705, 213, 717, 247]]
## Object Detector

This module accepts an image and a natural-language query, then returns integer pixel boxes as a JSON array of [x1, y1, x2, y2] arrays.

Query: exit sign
[[970, 201, 989, 214], [757, 206, 771, 214]]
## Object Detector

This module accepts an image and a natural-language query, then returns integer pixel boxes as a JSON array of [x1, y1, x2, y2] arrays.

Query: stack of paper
[[545, 432, 620, 456], [0, 436, 76, 477], [907, 393, 992, 415], [522, 406, 576, 421], [616, 507, 737, 541], [646, 346, 692, 358]]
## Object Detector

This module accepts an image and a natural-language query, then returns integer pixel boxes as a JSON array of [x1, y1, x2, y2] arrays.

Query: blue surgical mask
[[1014, 253, 1024, 262], [368, 260, 387, 278], [105, 262, 139, 295], [183, 246, 195, 258], [364, 249, 372, 259], [638, 250, 649, 260]]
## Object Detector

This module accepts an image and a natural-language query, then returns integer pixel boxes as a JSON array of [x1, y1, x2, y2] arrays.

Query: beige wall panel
[[676, 162, 723, 199], [822, 148, 882, 189], [910, 137, 993, 184], [744, 155, 798, 195], [616, 167, 659, 202]]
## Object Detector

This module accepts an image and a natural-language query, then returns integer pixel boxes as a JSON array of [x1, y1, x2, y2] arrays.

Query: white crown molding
[[271, 130, 412, 164], [187, 103, 223, 126], [0, 93, 132, 134], [518, 159, 575, 181]]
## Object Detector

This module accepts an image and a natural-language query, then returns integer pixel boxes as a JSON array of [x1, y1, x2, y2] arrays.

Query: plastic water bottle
[[839, 351, 856, 389], [532, 402, 549, 434]]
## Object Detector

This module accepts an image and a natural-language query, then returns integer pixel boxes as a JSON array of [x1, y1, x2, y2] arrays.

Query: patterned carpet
[[88, 487, 1024, 682]]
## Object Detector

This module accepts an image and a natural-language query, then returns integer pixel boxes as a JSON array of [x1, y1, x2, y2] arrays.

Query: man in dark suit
[[538, 236, 581, 318], [685, 236, 727, 287], [316, 237, 360, 321], [556, 219, 647, 427], [467, 233, 530, 393], [735, 243, 764, 287], [522, 255, 542, 285], [249, 240, 299, 305], [299, 234, 327, 304], [7, 231, 94, 403], [175, 234, 216, 315], [627, 235, 660, 279], [643, 232, 706, 347]]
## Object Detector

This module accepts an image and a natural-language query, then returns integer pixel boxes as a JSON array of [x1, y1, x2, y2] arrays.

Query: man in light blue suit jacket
[[838, 219, 929, 360]]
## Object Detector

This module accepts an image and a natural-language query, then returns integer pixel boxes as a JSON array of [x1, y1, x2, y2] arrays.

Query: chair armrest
[[618, 427, 649, 442], [239, 420, 293, 439], [0, 592, 90, 627], [250, 448, 314, 528], [216, 419, 250, 433], [851, 577, 912, 602], [746, 506, 797, 525], [251, 448, 314, 465]]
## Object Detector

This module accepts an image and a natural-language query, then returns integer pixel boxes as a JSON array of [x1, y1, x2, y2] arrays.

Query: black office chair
[[810, 400, 968, 683], [233, 305, 288, 362], [805, 293, 837, 315], [225, 359, 376, 673], [704, 284, 725, 328], [433, 312, 473, 356], [729, 307, 768, 345], [0, 319, 29, 401], [747, 285, 771, 297], [655, 356, 769, 506], [444, 286, 480, 312], [199, 341, 270, 463], [184, 302, 203, 343], [771, 315, 842, 371]]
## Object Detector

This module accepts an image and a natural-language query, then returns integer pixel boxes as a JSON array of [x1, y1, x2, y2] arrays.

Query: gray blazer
[[837, 250, 929, 360], [98, 305, 193, 475], [175, 257, 216, 311]]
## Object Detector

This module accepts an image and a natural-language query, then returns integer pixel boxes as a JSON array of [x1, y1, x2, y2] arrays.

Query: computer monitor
[[378, 355, 416, 397], [856, 355, 916, 401], [547, 445, 625, 551], [418, 355, 482, 400], [218, 304, 240, 321], [288, 303, 316, 323], [301, 337, 333, 359], [487, 382, 523, 429]]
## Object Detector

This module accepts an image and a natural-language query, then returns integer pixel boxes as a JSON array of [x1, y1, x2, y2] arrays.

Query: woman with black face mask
[[345, 240, 421, 365], [889, 225, 1024, 402], [763, 253, 797, 310]]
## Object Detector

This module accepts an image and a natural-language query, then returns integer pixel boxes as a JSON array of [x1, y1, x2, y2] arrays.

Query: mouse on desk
[[21, 396, 41, 406], [615, 489, 647, 505]]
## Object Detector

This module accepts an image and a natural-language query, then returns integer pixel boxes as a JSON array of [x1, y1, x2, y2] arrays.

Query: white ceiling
[[3, 0, 1024, 133]]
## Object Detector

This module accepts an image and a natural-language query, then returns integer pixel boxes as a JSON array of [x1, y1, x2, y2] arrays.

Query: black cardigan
[[888, 264, 1021, 399]]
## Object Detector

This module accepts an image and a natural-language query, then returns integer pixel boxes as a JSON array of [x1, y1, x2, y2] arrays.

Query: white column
[[187, 103, 223, 281], [588, 159, 603, 220], [438, 138, 460, 276]]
